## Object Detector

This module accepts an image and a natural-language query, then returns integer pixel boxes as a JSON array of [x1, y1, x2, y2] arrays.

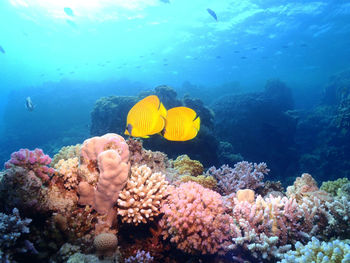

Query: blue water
[[1, 0, 350, 179]]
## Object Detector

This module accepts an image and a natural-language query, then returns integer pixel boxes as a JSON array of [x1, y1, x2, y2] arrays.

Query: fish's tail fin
[[193, 116, 200, 131]]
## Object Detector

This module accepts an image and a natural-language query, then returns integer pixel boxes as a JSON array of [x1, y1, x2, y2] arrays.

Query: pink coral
[[159, 182, 232, 255], [4, 148, 55, 182], [78, 133, 130, 215]]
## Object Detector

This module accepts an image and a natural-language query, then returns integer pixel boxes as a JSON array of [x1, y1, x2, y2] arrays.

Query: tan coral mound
[[93, 232, 118, 257], [172, 154, 204, 176], [51, 144, 81, 167], [179, 174, 217, 190], [54, 157, 79, 190], [117, 165, 169, 225]]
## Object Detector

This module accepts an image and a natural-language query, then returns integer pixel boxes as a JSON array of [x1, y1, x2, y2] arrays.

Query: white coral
[[117, 165, 168, 225]]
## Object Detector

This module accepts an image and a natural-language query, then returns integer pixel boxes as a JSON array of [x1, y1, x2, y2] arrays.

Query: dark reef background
[[1, 69, 350, 185]]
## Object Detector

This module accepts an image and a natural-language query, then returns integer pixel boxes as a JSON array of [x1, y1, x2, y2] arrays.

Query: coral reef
[[78, 133, 130, 215], [117, 165, 168, 225], [172, 154, 204, 176], [124, 250, 154, 263], [178, 174, 217, 190], [93, 233, 118, 257], [160, 182, 232, 255], [4, 148, 55, 183], [321, 177, 350, 197], [207, 161, 269, 195], [54, 157, 79, 190], [51, 144, 81, 167], [0, 208, 32, 261], [278, 237, 350, 263]]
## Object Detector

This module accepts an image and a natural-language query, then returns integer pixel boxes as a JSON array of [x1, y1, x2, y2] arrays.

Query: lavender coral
[[206, 161, 269, 195], [0, 208, 32, 261], [125, 250, 154, 263], [160, 182, 232, 255], [4, 148, 55, 182]]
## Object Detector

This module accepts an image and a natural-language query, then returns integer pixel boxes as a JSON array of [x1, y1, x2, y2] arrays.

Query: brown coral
[[179, 174, 217, 190], [94, 232, 118, 257], [172, 154, 204, 176], [51, 144, 81, 167], [54, 157, 79, 190], [117, 165, 169, 225]]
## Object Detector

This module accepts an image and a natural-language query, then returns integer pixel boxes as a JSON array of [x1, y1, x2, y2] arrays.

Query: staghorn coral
[[159, 182, 233, 255], [4, 148, 55, 183], [206, 161, 269, 195], [54, 157, 79, 190], [227, 194, 320, 260], [322, 196, 350, 239], [179, 174, 217, 190], [321, 177, 350, 197], [125, 250, 154, 263], [78, 133, 130, 215], [278, 237, 350, 263], [117, 165, 168, 225], [172, 154, 204, 176], [286, 173, 333, 203], [51, 144, 81, 167]]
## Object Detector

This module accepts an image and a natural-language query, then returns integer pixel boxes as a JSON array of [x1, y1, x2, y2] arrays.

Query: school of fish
[[125, 95, 200, 141]]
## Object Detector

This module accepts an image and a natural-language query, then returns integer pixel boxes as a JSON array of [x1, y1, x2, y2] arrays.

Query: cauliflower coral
[[159, 182, 232, 255]]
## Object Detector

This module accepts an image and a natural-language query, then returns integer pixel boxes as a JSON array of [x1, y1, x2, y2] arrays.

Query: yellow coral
[[52, 144, 81, 167], [54, 157, 79, 190], [320, 177, 350, 196], [117, 165, 169, 225], [180, 175, 217, 190], [173, 154, 204, 176]]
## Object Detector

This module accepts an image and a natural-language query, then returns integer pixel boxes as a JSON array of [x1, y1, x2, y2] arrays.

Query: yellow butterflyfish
[[125, 95, 167, 138], [162, 106, 200, 141]]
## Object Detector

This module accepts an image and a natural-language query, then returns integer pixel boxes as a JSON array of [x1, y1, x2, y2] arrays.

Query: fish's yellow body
[[125, 95, 167, 138], [162, 106, 200, 141]]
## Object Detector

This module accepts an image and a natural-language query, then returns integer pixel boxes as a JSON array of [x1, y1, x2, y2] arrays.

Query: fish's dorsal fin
[[193, 116, 200, 131]]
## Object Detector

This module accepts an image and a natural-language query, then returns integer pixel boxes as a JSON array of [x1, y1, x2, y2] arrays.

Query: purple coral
[[125, 250, 154, 263], [4, 148, 55, 182], [206, 161, 269, 195]]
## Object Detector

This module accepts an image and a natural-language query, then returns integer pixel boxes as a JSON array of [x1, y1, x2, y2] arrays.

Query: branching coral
[[172, 154, 204, 176], [206, 161, 269, 195], [0, 208, 32, 261], [117, 165, 168, 225], [4, 148, 55, 183], [125, 250, 154, 263], [321, 177, 350, 197], [159, 182, 233, 255], [278, 237, 350, 263], [227, 194, 320, 260], [54, 157, 79, 190]]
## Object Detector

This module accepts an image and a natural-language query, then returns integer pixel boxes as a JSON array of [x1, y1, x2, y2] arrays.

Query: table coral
[[206, 161, 269, 195], [172, 154, 204, 176], [4, 148, 55, 183], [278, 237, 350, 263], [159, 182, 233, 255], [117, 165, 168, 225]]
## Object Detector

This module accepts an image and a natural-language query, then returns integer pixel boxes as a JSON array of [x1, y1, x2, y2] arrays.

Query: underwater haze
[[1, 1, 350, 262]]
